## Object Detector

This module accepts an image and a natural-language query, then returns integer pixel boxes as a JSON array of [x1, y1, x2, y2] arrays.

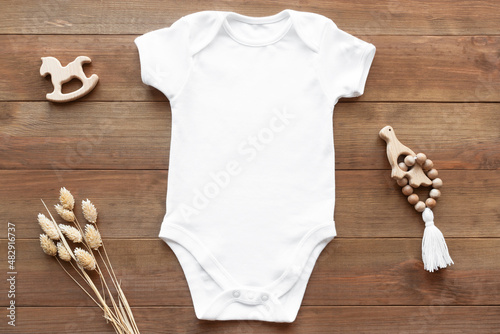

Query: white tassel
[[421, 208, 454, 272]]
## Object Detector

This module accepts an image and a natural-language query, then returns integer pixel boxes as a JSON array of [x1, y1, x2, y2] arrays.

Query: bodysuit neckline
[[221, 9, 294, 47]]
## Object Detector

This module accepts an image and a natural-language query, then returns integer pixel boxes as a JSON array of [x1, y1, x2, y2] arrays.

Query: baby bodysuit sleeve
[[318, 19, 376, 104], [134, 16, 192, 100]]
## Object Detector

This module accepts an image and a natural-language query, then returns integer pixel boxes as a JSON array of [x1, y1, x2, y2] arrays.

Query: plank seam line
[[0, 169, 495, 171], [5, 237, 500, 241], [14, 305, 500, 308], [3, 34, 500, 37], [1, 100, 500, 103]]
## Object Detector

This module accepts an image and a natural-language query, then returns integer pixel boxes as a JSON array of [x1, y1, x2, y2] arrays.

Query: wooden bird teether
[[379, 125, 432, 187], [379, 125, 453, 272], [40, 56, 98, 102]]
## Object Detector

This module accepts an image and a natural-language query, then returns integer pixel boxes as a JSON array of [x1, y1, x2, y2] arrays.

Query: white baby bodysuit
[[135, 9, 375, 322]]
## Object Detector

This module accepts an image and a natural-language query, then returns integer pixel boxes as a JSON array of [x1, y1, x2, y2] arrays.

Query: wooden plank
[[335, 102, 500, 170], [0, 102, 498, 170], [0, 102, 170, 170], [2, 1, 500, 35], [2, 306, 500, 333], [1, 35, 500, 102], [5, 238, 500, 308], [1, 170, 498, 239]]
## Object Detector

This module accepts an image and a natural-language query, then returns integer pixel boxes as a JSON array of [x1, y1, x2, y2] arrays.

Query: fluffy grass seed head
[[56, 242, 72, 262], [84, 224, 102, 250], [55, 204, 75, 223], [40, 234, 57, 256], [82, 199, 98, 223], [59, 187, 75, 210], [38, 213, 60, 240], [59, 224, 82, 243], [74, 247, 96, 271]]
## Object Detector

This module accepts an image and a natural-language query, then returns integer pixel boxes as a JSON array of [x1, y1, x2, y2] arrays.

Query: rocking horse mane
[[40, 57, 61, 76], [41, 56, 61, 65]]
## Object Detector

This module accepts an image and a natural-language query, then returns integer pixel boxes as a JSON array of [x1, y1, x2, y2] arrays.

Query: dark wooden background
[[1, 1, 499, 333]]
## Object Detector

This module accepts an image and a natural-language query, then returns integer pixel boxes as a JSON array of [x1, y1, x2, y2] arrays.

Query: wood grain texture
[[2, 0, 500, 35], [4, 238, 500, 308], [1, 35, 500, 102], [2, 306, 500, 333], [0, 170, 498, 239], [1, 1, 499, 332], [0, 102, 499, 170]]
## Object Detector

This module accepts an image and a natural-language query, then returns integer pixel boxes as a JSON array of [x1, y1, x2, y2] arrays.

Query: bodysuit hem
[[159, 219, 336, 322]]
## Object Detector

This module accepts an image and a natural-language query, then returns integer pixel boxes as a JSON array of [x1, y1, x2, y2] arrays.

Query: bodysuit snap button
[[233, 290, 240, 298], [261, 293, 269, 301]]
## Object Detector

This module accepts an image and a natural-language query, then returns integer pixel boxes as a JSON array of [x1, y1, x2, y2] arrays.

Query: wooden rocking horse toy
[[40, 56, 99, 102]]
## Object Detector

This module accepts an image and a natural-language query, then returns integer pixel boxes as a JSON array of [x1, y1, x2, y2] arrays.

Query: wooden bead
[[404, 155, 416, 167], [402, 185, 414, 196], [397, 178, 408, 187], [379, 127, 433, 188], [422, 159, 434, 171], [427, 168, 438, 179], [398, 162, 408, 172], [407, 194, 419, 205], [414, 201, 426, 212], [425, 198, 437, 209], [416, 153, 427, 165], [432, 178, 443, 189], [429, 189, 441, 199]]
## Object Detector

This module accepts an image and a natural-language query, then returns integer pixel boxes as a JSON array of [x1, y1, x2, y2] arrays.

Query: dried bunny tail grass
[[82, 199, 98, 223], [84, 224, 102, 250], [74, 247, 96, 271], [40, 234, 57, 256], [38, 213, 59, 240], [57, 242, 72, 262], [59, 187, 75, 210], [55, 204, 75, 222], [59, 224, 82, 243]]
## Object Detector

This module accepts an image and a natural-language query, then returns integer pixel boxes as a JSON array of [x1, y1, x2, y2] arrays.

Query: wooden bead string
[[396, 153, 443, 213]]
